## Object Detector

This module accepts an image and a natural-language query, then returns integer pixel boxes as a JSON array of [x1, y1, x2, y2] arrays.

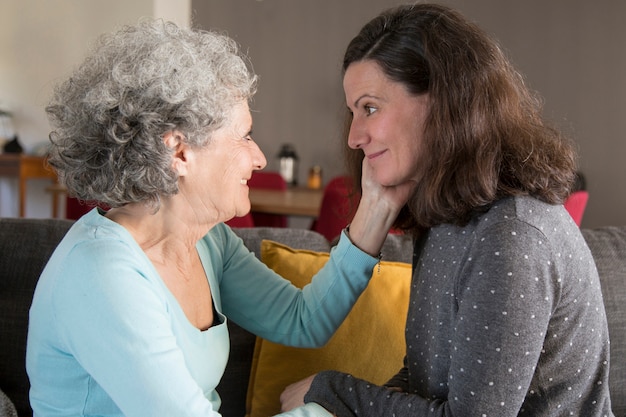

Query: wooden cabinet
[[0, 154, 58, 217]]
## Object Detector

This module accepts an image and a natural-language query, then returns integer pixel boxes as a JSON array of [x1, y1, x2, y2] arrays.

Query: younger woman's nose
[[347, 119, 368, 149]]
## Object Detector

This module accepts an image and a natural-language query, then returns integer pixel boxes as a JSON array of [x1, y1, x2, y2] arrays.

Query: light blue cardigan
[[27, 209, 377, 417]]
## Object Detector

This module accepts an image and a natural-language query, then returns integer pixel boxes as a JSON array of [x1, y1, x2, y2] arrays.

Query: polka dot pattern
[[305, 197, 613, 416]]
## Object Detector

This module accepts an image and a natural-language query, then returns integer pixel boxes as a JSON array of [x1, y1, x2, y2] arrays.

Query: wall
[[2, 0, 623, 227], [452, 0, 626, 229], [154, 0, 192, 28], [192, 0, 626, 228], [0, 0, 190, 217], [193, 0, 403, 195]]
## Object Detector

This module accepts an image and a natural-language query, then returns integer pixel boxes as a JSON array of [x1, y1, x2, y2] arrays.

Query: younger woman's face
[[343, 60, 429, 186]]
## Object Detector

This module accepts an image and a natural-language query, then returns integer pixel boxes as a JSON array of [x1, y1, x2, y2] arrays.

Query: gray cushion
[[233, 226, 331, 257], [582, 227, 626, 416], [380, 233, 413, 263]]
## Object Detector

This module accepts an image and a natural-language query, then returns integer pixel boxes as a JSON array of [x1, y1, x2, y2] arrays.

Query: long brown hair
[[343, 3, 577, 232]]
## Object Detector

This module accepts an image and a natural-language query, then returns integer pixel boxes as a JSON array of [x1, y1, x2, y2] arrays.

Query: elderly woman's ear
[[164, 130, 189, 175]]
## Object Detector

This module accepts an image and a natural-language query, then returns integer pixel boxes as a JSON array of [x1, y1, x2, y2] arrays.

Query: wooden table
[[0, 154, 58, 217], [40, 184, 325, 219], [249, 187, 323, 218]]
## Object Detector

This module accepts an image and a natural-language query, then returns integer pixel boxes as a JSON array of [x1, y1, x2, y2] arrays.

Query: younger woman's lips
[[367, 150, 386, 160]]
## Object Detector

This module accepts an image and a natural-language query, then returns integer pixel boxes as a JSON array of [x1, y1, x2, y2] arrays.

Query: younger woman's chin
[[377, 175, 407, 188]]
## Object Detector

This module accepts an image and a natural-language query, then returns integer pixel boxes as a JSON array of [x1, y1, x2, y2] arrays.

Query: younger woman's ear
[[163, 130, 189, 176]]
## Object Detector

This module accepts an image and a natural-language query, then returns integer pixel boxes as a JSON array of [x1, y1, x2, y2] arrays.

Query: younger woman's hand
[[280, 374, 316, 412]]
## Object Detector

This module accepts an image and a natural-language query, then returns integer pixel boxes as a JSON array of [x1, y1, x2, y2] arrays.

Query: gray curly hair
[[46, 19, 257, 208]]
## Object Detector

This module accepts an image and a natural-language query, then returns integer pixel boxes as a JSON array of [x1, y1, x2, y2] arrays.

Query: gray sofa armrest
[[0, 388, 17, 417]]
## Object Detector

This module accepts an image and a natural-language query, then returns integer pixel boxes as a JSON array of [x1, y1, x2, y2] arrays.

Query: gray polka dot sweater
[[305, 196, 613, 416]]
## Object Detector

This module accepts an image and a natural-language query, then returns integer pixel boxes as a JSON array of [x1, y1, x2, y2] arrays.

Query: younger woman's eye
[[364, 105, 377, 115]]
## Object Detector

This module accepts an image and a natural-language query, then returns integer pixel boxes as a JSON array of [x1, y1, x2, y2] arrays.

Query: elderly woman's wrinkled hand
[[360, 157, 416, 215]]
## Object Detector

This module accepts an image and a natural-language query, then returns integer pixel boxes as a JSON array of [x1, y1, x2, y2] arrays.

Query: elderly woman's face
[[186, 100, 267, 222], [343, 60, 429, 186]]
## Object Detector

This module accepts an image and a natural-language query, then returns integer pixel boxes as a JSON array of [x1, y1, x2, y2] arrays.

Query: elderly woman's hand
[[346, 159, 416, 257], [360, 157, 416, 215]]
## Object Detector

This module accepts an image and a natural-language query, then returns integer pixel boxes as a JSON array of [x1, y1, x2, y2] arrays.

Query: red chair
[[64, 187, 256, 228], [67, 189, 256, 227], [248, 171, 288, 227], [225, 213, 255, 228], [65, 197, 109, 220], [312, 176, 359, 242], [564, 190, 589, 227]]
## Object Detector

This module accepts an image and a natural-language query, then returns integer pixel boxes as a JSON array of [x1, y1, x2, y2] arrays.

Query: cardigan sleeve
[[213, 226, 380, 347]]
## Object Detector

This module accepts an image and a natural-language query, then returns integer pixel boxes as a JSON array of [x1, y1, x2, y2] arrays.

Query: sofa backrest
[[0, 219, 624, 416], [0, 218, 74, 417], [581, 227, 626, 416]]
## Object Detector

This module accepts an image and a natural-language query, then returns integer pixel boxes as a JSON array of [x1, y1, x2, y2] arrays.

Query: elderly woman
[[26, 20, 412, 417], [280, 3, 613, 416]]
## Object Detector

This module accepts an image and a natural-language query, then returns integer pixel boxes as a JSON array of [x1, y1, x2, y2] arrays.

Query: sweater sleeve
[[216, 227, 379, 347], [306, 371, 439, 417], [383, 356, 410, 391]]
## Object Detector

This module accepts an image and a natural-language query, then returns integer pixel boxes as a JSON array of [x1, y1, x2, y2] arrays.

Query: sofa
[[0, 218, 624, 416]]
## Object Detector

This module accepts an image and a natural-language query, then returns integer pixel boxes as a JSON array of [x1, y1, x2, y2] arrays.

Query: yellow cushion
[[245, 240, 411, 417]]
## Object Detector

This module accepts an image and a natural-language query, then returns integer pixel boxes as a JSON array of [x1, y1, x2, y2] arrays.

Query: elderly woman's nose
[[253, 142, 267, 169]]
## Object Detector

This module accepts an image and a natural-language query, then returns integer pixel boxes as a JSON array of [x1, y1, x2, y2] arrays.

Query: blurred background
[[1, 0, 624, 228]]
